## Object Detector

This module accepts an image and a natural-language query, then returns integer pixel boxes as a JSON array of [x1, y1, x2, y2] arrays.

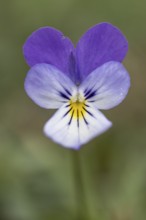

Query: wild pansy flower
[[23, 23, 130, 149]]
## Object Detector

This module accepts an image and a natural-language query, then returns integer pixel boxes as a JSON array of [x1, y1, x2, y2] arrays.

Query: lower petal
[[79, 61, 130, 110], [24, 63, 76, 109], [43, 103, 112, 149]]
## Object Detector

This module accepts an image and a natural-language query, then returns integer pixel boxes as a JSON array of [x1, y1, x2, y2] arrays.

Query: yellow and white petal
[[43, 103, 112, 149]]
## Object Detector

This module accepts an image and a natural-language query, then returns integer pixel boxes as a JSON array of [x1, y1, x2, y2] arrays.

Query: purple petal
[[24, 63, 76, 109], [23, 27, 76, 81], [79, 61, 130, 110], [76, 23, 128, 81]]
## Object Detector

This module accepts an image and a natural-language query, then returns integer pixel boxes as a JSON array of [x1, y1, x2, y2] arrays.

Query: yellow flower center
[[68, 91, 87, 120], [69, 100, 86, 119]]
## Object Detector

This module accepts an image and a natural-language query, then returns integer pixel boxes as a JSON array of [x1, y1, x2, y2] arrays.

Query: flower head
[[23, 23, 130, 149]]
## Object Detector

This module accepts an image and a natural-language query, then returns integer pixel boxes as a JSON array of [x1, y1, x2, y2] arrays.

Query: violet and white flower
[[23, 23, 130, 149]]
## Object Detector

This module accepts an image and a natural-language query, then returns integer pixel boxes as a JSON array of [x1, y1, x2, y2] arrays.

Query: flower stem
[[71, 149, 90, 220]]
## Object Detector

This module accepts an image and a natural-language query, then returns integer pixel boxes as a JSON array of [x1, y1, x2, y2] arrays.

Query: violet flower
[[23, 23, 130, 149]]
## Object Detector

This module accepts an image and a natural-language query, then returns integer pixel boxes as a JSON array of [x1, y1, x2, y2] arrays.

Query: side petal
[[23, 27, 75, 80], [76, 23, 128, 81], [43, 103, 112, 149], [79, 61, 130, 110], [24, 63, 77, 109]]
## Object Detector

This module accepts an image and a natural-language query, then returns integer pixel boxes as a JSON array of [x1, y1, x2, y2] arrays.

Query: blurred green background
[[0, 0, 146, 219]]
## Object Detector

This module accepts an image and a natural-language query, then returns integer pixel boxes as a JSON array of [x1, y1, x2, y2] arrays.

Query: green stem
[[72, 149, 90, 220]]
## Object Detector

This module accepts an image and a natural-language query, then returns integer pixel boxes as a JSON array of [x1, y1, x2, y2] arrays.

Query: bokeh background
[[0, 0, 146, 219]]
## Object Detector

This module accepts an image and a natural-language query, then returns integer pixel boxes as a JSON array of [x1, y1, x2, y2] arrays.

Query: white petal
[[24, 63, 77, 109], [79, 61, 130, 110], [43, 103, 112, 149]]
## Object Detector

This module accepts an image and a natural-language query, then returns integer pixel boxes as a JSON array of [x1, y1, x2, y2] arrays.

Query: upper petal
[[76, 23, 128, 81], [23, 27, 76, 80], [79, 61, 130, 110], [24, 63, 77, 109]]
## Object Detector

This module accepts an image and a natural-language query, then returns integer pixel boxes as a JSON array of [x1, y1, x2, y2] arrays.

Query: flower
[[23, 23, 130, 149]]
